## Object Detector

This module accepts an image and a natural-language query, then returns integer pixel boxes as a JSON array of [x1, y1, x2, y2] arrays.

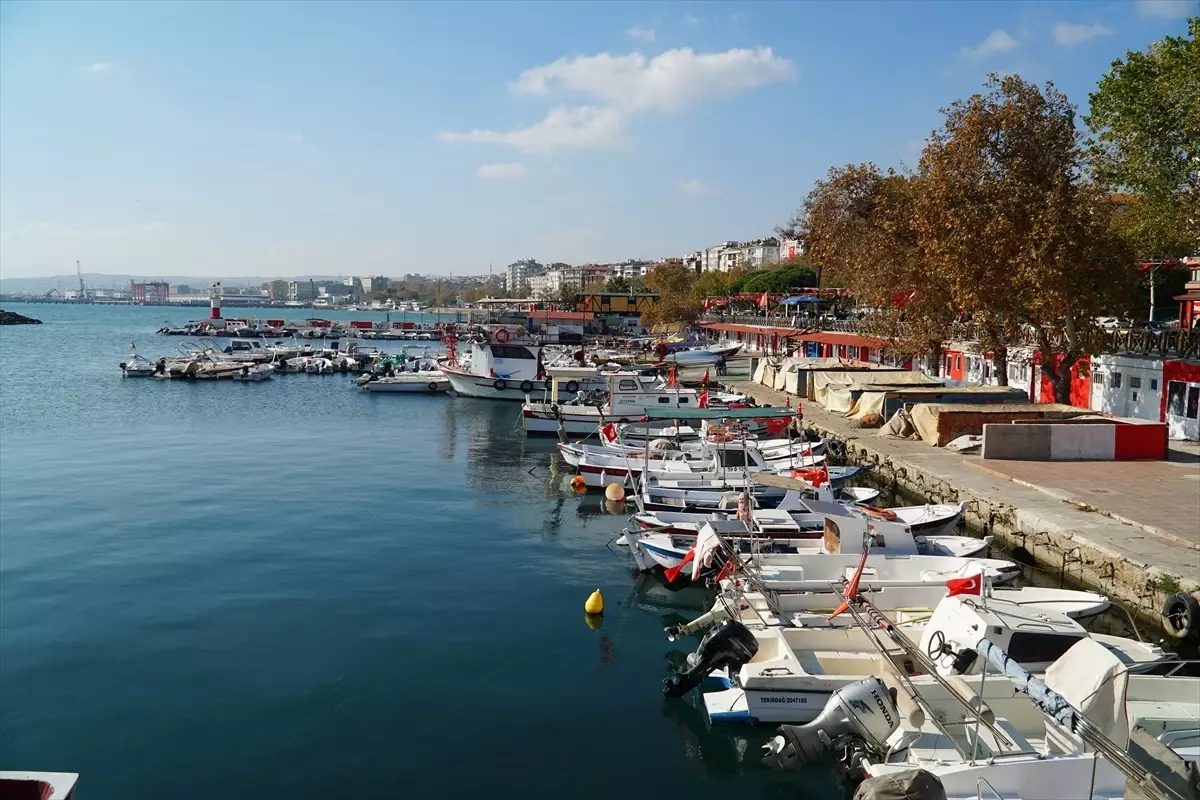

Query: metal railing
[[696, 315, 1199, 358]]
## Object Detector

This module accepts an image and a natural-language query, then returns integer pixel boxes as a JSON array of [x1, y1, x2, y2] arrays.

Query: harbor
[[3, 303, 1198, 798]]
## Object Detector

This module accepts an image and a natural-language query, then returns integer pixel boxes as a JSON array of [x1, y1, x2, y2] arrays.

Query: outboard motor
[[762, 678, 900, 775], [663, 620, 758, 698]]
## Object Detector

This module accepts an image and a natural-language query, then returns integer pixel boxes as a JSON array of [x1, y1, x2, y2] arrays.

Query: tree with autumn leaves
[[790, 74, 1139, 403]]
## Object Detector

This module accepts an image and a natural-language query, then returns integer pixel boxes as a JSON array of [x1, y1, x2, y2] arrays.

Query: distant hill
[[0, 274, 352, 295]]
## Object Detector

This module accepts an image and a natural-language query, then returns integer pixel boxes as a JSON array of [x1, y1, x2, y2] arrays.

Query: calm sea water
[[0, 304, 834, 799]]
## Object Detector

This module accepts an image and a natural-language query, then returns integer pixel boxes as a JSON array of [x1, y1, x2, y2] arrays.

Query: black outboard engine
[[663, 620, 758, 698]]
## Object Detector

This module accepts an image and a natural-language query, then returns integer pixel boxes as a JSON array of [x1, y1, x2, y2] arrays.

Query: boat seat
[[965, 717, 1035, 758]]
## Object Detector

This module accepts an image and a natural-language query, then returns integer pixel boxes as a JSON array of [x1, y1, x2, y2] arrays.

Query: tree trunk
[[924, 342, 942, 376], [991, 345, 1008, 386]]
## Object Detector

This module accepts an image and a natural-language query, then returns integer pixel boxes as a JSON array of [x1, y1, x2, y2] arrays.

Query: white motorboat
[[624, 516, 1008, 579], [231, 363, 275, 382], [520, 370, 753, 436], [0, 772, 79, 799], [363, 373, 449, 393], [672, 592, 1174, 727], [561, 436, 821, 489], [119, 345, 157, 377], [671, 583, 1114, 638], [638, 467, 876, 512], [359, 350, 449, 393]]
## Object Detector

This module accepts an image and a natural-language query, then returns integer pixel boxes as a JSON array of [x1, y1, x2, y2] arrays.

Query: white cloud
[[440, 106, 624, 154], [960, 30, 1019, 58], [626, 25, 656, 42], [1051, 22, 1114, 45], [678, 178, 719, 197], [1137, 0, 1198, 18], [512, 47, 796, 114], [476, 162, 528, 180], [683, 12, 703, 25], [79, 61, 114, 76]]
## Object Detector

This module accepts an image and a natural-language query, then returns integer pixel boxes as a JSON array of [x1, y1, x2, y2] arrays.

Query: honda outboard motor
[[762, 678, 900, 773], [662, 620, 758, 698]]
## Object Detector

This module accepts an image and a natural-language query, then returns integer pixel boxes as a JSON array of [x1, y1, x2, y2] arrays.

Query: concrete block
[[1050, 424, 1115, 460], [981, 424, 1053, 460]]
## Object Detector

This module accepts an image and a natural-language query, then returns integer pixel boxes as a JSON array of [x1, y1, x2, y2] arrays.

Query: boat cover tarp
[[846, 390, 887, 422], [851, 769, 946, 800], [812, 370, 940, 407], [879, 402, 1084, 446], [1044, 638, 1130, 750], [753, 358, 767, 385]]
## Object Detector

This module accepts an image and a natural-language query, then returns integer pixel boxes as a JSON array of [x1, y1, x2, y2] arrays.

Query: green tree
[[605, 275, 631, 293], [555, 282, 580, 309], [914, 74, 1136, 401], [1085, 18, 1199, 259], [642, 262, 697, 327], [791, 164, 954, 367]]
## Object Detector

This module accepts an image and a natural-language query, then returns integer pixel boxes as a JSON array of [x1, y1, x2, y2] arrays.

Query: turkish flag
[[828, 546, 870, 621], [601, 423, 618, 443], [765, 417, 789, 436], [947, 574, 983, 597], [758, 292, 770, 309], [665, 549, 695, 583], [698, 390, 709, 408]]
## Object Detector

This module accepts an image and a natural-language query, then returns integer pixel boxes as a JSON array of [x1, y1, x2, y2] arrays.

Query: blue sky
[[0, 0, 1195, 279]]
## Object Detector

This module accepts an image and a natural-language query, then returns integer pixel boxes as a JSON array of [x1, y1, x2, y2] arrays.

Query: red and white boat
[[438, 326, 606, 402]]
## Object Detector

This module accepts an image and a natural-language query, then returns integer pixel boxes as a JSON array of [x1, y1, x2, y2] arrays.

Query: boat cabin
[[921, 595, 1113, 676], [606, 371, 701, 413]]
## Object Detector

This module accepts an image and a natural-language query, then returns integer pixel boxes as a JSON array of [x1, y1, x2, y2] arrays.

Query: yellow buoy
[[604, 483, 625, 502], [585, 588, 604, 615]]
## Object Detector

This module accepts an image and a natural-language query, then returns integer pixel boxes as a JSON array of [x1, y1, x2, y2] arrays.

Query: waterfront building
[[130, 281, 169, 304]]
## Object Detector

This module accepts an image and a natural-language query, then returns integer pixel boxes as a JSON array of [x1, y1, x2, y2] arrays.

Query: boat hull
[[442, 365, 603, 402], [365, 377, 450, 393]]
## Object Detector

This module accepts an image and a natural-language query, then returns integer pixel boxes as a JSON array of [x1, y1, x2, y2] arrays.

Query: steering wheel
[[926, 630, 948, 661]]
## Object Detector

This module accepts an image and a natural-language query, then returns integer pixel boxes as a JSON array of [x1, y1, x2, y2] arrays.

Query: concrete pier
[[716, 367, 1200, 634]]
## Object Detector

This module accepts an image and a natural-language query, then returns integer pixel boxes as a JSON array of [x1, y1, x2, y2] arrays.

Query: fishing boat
[[438, 326, 606, 401], [668, 589, 1174, 727], [520, 371, 752, 436], [672, 582, 1115, 638], [562, 439, 822, 488], [628, 488, 983, 558], [0, 771, 79, 799], [758, 614, 1195, 800], [638, 466, 874, 512], [231, 363, 275, 382], [362, 360, 449, 393], [119, 344, 157, 377]]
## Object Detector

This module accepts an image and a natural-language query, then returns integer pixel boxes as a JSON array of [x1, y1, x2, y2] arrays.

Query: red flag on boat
[[827, 546, 870, 621], [946, 573, 983, 597], [758, 291, 770, 309], [785, 395, 791, 408], [765, 416, 790, 436], [601, 423, 618, 444], [665, 549, 695, 583], [701, 367, 710, 386], [667, 365, 677, 387], [698, 390, 709, 408]]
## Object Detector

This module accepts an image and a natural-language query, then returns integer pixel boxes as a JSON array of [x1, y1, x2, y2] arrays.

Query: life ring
[[493, 378, 508, 391], [565, 380, 579, 393], [428, 382, 439, 391], [520, 380, 533, 393], [494, 327, 510, 344], [1161, 593, 1200, 644]]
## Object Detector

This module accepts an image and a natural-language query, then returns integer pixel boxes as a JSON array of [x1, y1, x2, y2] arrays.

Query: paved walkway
[[969, 454, 1200, 548]]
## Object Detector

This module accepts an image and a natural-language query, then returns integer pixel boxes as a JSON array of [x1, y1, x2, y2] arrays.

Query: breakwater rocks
[[0, 309, 42, 325]]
